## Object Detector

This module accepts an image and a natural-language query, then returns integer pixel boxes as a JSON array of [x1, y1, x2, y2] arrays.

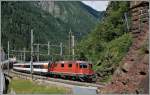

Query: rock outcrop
[[101, 1, 149, 94]]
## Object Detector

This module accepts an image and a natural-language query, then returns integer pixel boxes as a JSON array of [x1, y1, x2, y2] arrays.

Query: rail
[[9, 70, 105, 88]]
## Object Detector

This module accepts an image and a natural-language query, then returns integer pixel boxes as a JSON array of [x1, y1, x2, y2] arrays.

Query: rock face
[[36, 1, 61, 18], [35, 1, 103, 23], [101, 1, 149, 94]]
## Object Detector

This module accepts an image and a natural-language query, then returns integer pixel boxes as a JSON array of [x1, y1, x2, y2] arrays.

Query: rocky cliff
[[101, 1, 149, 94]]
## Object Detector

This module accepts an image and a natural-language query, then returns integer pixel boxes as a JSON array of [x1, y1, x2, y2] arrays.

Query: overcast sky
[[82, 1, 109, 11]]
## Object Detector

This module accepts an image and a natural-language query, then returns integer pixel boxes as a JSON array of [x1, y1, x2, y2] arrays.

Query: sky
[[82, 1, 109, 11]]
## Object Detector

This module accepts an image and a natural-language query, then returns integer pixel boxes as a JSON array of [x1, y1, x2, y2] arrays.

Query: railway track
[[8, 70, 105, 88]]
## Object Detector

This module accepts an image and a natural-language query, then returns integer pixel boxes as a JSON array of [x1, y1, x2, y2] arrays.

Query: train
[[13, 61, 96, 82]]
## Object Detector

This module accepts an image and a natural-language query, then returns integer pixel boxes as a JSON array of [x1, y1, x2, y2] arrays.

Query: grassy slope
[[9, 78, 70, 94]]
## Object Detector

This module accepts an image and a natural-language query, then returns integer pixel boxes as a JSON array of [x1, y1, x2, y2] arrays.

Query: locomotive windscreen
[[79, 63, 88, 68]]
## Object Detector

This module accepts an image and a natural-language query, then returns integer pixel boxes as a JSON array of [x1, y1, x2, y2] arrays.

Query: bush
[[95, 33, 132, 82]]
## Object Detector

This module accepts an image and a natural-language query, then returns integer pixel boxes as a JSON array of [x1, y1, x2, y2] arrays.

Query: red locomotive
[[13, 60, 96, 82], [49, 61, 96, 82]]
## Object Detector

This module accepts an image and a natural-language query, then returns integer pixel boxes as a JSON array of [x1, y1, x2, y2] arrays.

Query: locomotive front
[[76, 61, 96, 82]]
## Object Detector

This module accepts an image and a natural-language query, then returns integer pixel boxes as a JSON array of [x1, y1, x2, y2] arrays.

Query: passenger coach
[[13, 61, 50, 75]]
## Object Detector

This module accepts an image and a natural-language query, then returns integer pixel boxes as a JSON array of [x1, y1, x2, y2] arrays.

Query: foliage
[[96, 33, 132, 71], [76, 1, 132, 82]]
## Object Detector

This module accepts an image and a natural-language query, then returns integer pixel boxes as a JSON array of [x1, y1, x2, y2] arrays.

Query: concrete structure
[[0, 70, 5, 94], [0, 48, 6, 94]]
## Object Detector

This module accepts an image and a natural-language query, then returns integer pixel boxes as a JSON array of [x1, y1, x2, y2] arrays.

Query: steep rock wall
[[101, 1, 149, 94]]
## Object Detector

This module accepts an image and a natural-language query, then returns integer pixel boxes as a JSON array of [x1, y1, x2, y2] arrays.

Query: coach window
[[33, 65, 37, 68], [33, 65, 36, 68], [61, 64, 64, 67], [68, 64, 72, 68], [40, 65, 44, 68], [26, 65, 30, 68]]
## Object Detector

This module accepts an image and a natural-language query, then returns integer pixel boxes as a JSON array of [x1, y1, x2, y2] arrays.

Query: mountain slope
[[76, 1, 131, 82], [80, 3, 105, 19], [1, 1, 102, 57]]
